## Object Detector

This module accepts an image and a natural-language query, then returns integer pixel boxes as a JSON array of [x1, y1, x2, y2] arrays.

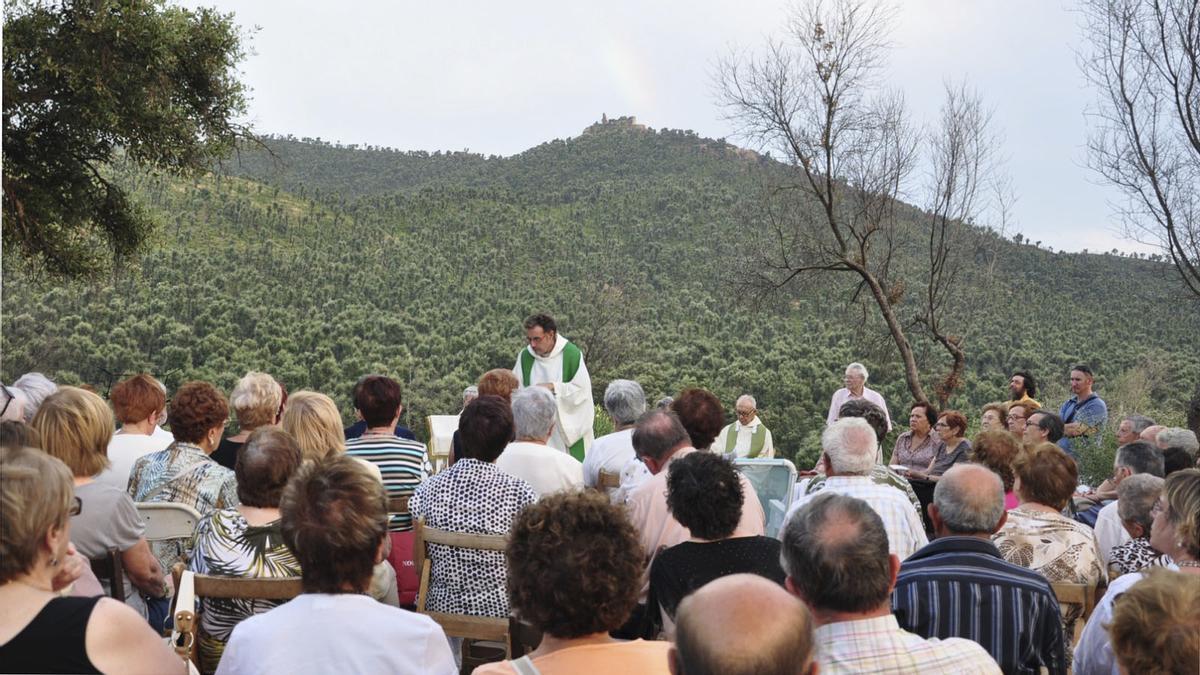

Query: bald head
[[632, 409, 690, 465], [1140, 425, 1166, 445], [671, 574, 814, 675], [931, 464, 1006, 536]]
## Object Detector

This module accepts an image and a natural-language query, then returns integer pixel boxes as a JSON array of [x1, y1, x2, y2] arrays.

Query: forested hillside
[[4, 118, 1198, 478]]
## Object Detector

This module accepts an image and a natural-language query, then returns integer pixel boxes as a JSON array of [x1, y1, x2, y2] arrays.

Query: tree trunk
[[861, 270, 928, 404]]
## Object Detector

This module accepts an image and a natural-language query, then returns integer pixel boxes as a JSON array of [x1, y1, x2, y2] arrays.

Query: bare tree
[[717, 0, 1000, 406], [1081, 0, 1200, 299]]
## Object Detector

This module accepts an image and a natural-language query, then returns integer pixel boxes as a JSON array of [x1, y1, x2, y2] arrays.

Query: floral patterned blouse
[[889, 432, 945, 472]]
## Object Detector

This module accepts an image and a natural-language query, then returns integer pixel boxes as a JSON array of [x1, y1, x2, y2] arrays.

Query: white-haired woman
[[826, 362, 892, 431], [212, 372, 283, 470]]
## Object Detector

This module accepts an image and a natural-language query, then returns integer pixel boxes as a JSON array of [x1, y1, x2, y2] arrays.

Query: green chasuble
[[519, 342, 586, 461]]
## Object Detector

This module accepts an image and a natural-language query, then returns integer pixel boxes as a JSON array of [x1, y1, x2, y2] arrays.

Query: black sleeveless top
[[0, 595, 102, 674]]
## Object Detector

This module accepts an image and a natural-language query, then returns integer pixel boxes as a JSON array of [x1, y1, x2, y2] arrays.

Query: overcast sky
[[196, 0, 1148, 254]]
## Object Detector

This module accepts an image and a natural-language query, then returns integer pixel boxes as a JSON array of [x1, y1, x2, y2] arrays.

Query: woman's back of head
[[29, 387, 113, 478], [281, 391, 345, 463]]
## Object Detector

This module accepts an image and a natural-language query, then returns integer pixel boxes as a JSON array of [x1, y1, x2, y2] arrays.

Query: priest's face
[[526, 326, 556, 357]]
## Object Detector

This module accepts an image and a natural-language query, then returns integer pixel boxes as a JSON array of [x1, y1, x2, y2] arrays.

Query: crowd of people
[[2, 315, 1200, 674]]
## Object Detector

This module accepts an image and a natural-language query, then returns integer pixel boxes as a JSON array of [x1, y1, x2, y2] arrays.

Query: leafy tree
[[2, 0, 250, 276], [1081, 0, 1200, 300]]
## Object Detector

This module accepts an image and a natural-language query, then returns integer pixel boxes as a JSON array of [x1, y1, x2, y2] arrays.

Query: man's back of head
[[780, 492, 894, 617], [822, 416, 878, 475], [931, 464, 1006, 536], [671, 574, 815, 675], [1117, 440, 1166, 478], [632, 409, 690, 466]]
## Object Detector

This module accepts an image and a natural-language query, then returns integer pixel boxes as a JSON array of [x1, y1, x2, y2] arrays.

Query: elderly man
[[1058, 364, 1108, 460], [1139, 424, 1166, 444], [892, 465, 1065, 675], [1023, 411, 1065, 445], [670, 574, 815, 675], [513, 313, 594, 461], [495, 387, 584, 496], [626, 410, 764, 585], [583, 379, 651, 503], [827, 362, 892, 430], [786, 418, 927, 559], [1008, 370, 1040, 408], [1091, 441, 1165, 565], [781, 493, 999, 674], [713, 394, 775, 458], [1116, 414, 1156, 445], [1157, 427, 1200, 454]]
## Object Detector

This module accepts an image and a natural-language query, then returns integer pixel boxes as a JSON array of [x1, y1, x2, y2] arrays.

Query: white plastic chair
[[733, 458, 798, 539], [136, 502, 203, 542]]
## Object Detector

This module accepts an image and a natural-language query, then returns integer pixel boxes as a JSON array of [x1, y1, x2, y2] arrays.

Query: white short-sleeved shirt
[[582, 429, 650, 503], [1093, 500, 1131, 565], [495, 441, 584, 497], [785, 475, 929, 560], [216, 593, 456, 675], [96, 432, 173, 490]]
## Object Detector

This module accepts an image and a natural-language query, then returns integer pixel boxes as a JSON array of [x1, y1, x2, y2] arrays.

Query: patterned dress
[[128, 441, 240, 573], [1107, 537, 1172, 579], [993, 505, 1106, 655], [890, 432, 945, 472], [188, 509, 300, 674], [409, 458, 536, 617]]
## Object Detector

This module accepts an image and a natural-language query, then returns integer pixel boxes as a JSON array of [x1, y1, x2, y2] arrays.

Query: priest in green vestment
[[512, 313, 594, 461], [713, 394, 775, 458]]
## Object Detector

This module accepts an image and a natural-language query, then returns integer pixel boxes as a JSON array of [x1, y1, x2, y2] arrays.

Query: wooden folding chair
[[412, 518, 512, 664], [597, 470, 621, 490], [388, 495, 410, 515], [89, 549, 126, 603], [1052, 581, 1100, 647], [170, 563, 303, 672], [508, 616, 543, 658]]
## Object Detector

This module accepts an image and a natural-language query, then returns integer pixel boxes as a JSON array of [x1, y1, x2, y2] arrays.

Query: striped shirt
[[345, 434, 429, 532], [815, 614, 1000, 674], [892, 536, 1066, 675]]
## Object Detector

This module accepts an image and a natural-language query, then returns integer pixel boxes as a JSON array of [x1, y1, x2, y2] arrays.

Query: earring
[[50, 557, 59, 567]]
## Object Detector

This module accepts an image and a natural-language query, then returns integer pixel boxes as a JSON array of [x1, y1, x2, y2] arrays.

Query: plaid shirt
[[787, 475, 928, 560], [815, 615, 1001, 674]]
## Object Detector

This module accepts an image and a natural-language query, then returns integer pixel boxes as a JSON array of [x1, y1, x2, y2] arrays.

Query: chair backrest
[[508, 616, 543, 658], [1052, 581, 1100, 647], [137, 502, 203, 542], [733, 458, 798, 539], [426, 415, 459, 473], [170, 562, 303, 670], [388, 495, 411, 515], [89, 549, 126, 603], [412, 518, 511, 647], [596, 469, 621, 490]]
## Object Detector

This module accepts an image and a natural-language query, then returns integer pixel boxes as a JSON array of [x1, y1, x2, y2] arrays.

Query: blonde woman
[[212, 372, 283, 470], [280, 391, 381, 481]]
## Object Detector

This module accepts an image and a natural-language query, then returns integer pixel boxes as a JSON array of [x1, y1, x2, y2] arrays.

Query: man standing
[[892, 465, 1065, 675], [512, 313, 593, 461], [826, 362, 892, 430], [713, 394, 775, 458], [781, 493, 999, 674], [1058, 365, 1108, 460], [1009, 370, 1041, 409]]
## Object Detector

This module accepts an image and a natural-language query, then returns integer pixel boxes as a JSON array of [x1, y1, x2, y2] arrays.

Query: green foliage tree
[[2, 0, 250, 276]]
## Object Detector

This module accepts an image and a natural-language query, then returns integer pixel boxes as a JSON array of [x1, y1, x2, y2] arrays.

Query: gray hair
[[736, 394, 757, 409], [603, 379, 646, 426], [1157, 428, 1200, 454], [1116, 441, 1166, 478], [1124, 414, 1157, 435], [462, 386, 479, 405], [12, 373, 56, 424], [1118, 473, 1165, 532], [845, 362, 869, 383], [932, 464, 1006, 533], [780, 493, 891, 613], [821, 417, 877, 475], [230, 372, 283, 429], [632, 409, 689, 462], [512, 387, 557, 441]]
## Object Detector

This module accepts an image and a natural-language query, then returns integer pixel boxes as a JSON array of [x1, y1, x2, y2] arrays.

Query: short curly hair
[[938, 410, 968, 437], [1013, 442, 1077, 511], [506, 490, 642, 638], [1163, 469, 1200, 560], [477, 369, 519, 402], [667, 452, 744, 540], [168, 382, 229, 444], [970, 430, 1021, 491], [672, 388, 725, 450]]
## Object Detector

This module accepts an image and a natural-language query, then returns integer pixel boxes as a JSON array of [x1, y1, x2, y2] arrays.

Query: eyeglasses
[[0, 385, 14, 419], [934, 422, 950, 429], [69, 496, 82, 517], [1007, 414, 1025, 421], [736, 409, 756, 418], [1151, 499, 1167, 518]]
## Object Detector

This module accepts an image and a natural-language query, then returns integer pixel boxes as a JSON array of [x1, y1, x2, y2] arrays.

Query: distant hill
[[5, 119, 1198, 479]]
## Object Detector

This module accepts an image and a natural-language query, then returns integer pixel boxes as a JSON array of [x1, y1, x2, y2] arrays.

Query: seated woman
[[1074, 469, 1200, 673], [217, 455, 455, 674], [477, 369, 520, 402], [1108, 569, 1200, 675], [189, 428, 303, 674], [476, 490, 670, 674], [32, 387, 169, 619], [410, 396, 536, 664], [0, 446, 183, 674], [993, 442, 1105, 643], [1107, 473, 1171, 578], [889, 402, 945, 473], [648, 452, 785, 636], [906, 410, 970, 482], [97, 374, 173, 490], [969, 430, 1022, 510], [211, 371, 283, 470], [979, 402, 1008, 432]]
